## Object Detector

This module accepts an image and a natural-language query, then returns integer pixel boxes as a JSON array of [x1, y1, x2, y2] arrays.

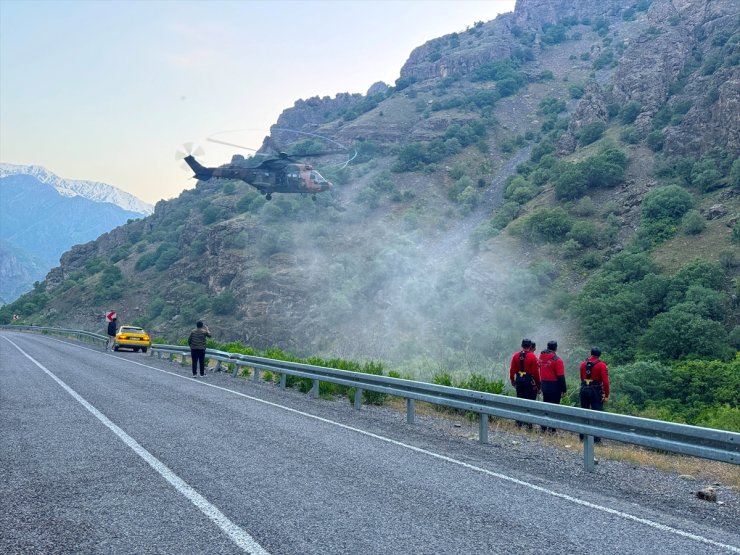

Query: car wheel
[[134, 347, 140, 353], [142, 348, 148, 353], [113, 345, 119, 351]]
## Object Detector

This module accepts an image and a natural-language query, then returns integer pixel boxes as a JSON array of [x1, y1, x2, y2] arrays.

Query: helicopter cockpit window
[[310, 171, 326, 183]]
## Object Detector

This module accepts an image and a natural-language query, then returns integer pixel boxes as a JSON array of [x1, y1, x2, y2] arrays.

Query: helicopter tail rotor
[[175, 142, 206, 172]]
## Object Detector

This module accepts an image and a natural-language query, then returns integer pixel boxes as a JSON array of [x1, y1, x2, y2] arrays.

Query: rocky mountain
[[4, 0, 738, 376], [0, 163, 154, 215], [0, 167, 151, 303]]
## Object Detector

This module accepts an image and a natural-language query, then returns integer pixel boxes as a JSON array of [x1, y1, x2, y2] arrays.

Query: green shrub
[[572, 196, 595, 216], [619, 101, 641, 124], [538, 97, 567, 115], [642, 185, 693, 222], [619, 126, 640, 144], [490, 202, 520, 230], [554, 165, 589, 200], [458, 374, 504, 394], [567, 220, 599, 247], [155, 246, 180, 271], [212, 290, 237, 315], [569, 84, 584, 98], [135, 252, 157, 272], [577, 121, 607, 145], [560, 239, 580, 258], [646, 130, 664, 151], [520, 207, 573, 242], [681, 210, 706, 235], [202, 205, 226, 225]]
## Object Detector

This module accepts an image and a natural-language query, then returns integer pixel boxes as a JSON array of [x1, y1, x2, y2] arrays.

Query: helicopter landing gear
[[265, 193, 272, 200]]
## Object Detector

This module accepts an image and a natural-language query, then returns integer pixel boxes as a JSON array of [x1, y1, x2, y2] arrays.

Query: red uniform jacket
[[509, 350, 541, 389], [539, 351, 565, 382], [579, 356, 610, 397]]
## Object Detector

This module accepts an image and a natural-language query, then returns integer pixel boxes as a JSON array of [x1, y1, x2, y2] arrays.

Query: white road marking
[[2, 336, 270, 555], [9, 333, 740, 553]]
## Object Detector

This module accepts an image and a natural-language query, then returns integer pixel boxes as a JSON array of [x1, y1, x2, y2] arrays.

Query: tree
[[640, 308, 729, 359]]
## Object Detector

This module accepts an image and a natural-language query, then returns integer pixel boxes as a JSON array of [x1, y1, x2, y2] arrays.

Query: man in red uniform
[[579, 346, 609, 443], [509, 338, 540, 429], [539, 340, 567, 433]]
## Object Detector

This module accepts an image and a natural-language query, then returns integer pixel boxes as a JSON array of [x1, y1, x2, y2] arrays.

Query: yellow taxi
[[113, 325, 151, 353]]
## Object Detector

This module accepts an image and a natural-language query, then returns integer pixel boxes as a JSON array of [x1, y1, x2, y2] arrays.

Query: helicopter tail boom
[[183, 155, 214, 180]]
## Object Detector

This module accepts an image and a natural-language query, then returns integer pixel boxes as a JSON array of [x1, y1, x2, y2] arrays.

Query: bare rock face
[[271, 93, 364, 135], [399, 24, 515, 82], [558, 82, 609, 154], [612, 0, 740, 153], [611, 7, 693, 116], [512, 0, 632, 29], [366, 81, 389, 97]]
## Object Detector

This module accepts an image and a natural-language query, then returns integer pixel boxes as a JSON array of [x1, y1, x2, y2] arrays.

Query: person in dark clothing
[[509, 338, 541, 429], [187, 321, 211, 377], [539, 340, 567, 433], [579, 346, 610, 443], [106, 317, 117, 351]]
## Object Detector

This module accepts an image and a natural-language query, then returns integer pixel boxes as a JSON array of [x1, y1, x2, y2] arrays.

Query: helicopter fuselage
[[184, 155, 332, 198]]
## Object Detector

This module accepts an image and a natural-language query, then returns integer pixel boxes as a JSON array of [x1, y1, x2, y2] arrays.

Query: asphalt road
[[1, 331, 738, 554]]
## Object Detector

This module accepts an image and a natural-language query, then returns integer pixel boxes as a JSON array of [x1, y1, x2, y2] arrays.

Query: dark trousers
[[191, 349, 206, 375], [541, 381, 561, 432], [579, 384, 604, 443], [515, 381, 537, 429]]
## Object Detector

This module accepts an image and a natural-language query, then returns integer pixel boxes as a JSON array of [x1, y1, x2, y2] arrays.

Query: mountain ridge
[[0, 168, 151, 304], [0, 162, 154, 215]]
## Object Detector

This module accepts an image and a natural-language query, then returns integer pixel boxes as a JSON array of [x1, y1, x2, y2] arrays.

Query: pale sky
[[0, 0, 516, 204]]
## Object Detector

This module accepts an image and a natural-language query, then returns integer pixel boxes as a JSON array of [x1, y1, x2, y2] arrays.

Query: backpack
[[515, 351, 534, 386], [585, 359, 597, 379]]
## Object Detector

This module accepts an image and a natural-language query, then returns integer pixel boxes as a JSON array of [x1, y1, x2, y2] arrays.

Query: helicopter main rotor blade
[[206, 137, 259, 152]]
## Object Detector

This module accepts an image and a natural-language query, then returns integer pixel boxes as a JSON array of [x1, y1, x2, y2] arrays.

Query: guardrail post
[[583, 435, 595, 472], [181, 354, 187, 366], [253, 367, 260, 382], [280, 373, 286, 389], [232, 363, 240, 377], [216, 360, 222, 372], [311, 379, 319, 399], [479, 413, 488, 444], [407, 398, 415, 424], [354, 388, 362, 410]]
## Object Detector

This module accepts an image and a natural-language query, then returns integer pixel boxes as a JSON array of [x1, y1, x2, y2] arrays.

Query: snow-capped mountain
[[0, 164, 153, 304], [0, 163, 153, 215]]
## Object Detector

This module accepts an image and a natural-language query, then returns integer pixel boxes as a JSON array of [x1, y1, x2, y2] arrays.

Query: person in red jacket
[[579, 346, 610, 443], [539, 340, 567, 433], [509, 338, 540, 429]]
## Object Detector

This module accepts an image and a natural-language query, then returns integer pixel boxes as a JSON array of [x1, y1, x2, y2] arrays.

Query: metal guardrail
[[3, 326, 737, 471], [3, 325, 108, 347]]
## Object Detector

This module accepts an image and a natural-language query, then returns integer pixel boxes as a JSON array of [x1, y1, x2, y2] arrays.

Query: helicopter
[[179, 132, 351, 200], [183, 153, 332, 200]]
